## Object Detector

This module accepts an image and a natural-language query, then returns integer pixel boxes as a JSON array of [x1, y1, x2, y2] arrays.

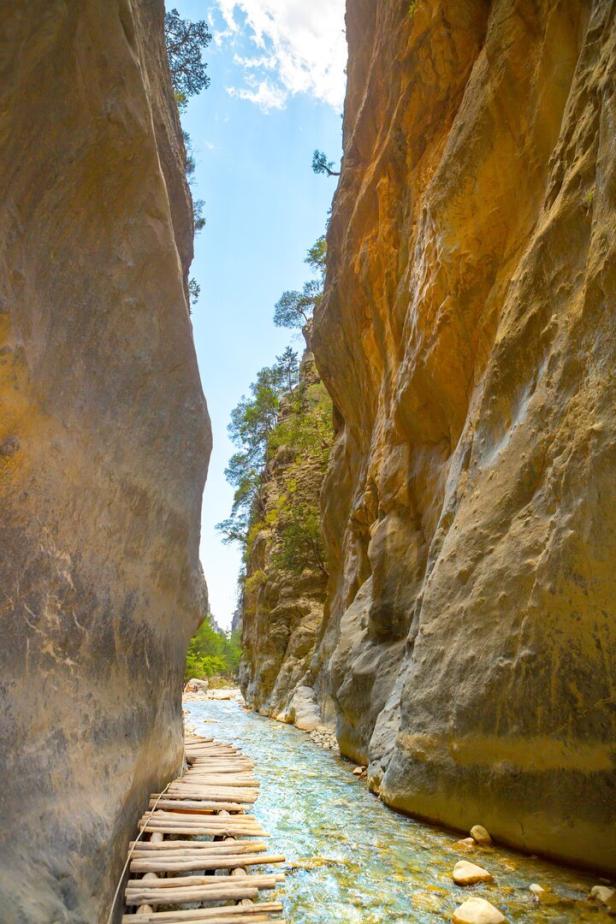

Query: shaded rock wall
[[239, 350, 330, 728], [312, 0, 616, 873], [0, 2, 211, 921]]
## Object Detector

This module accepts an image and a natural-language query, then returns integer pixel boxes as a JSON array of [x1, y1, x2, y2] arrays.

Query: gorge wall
[[0, 3, 210, 922], [309, 0, 616, 874], [239, 348, 331, 732]]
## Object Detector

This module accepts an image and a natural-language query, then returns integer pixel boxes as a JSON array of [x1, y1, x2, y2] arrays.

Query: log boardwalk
[[121, 732, 285, 923]]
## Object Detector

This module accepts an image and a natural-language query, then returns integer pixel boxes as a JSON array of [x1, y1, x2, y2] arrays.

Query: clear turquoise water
[[185, 699, 613, 923]]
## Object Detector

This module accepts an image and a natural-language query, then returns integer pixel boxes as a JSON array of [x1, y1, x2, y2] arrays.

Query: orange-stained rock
[[0, 2, 210, 920], [312, 0, 616, 872]]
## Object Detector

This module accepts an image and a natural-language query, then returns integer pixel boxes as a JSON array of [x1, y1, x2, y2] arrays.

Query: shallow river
[[185, 699, 612, 923]]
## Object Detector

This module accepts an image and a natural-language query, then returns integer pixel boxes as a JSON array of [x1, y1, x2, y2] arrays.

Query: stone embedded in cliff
[[312, 0, 616, 873], [0, 2, 210, 921]]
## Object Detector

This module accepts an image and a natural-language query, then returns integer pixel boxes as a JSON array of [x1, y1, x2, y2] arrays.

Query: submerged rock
[[529, 883, 546, 898], [453, 861, 494, 885], [456, 838, 477, 850], [590, 885, 616, 909], [452, 897, 506, 924]]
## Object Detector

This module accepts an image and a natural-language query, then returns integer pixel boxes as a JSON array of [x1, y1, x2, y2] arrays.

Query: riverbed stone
[[453, 861, 494, 885], [470, 826, 493, 846], [186, 678, 209, 693], [529, 883, 545, 898], [452, 897, 506, 924], [456, 838, 477, 850], [590, 885, 616, 908]]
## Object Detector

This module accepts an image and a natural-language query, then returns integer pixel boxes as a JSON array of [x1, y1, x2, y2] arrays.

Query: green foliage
[[312, 149, 340, 177], [273, 279, 322, 330], [194, 199, 206, 231], [185, 614, 241, 681], [164, 8, 211, 107], [273, 499, 324, 573], [188, 277, 200, 310], [216, 351, 300, 545], [267, 380, 331, 574], [305, 236, 326, 281], [219, 233, 333, 585], [244, 569, 268, 594]]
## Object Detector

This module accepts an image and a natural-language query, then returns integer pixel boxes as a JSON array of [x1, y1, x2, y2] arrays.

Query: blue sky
[[172, 1, 346, 628]]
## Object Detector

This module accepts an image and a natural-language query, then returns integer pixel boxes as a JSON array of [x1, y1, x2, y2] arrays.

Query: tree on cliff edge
[[164, 8, 211, 110], [312, 149, 340, 177], [273, 236, 326, 330]]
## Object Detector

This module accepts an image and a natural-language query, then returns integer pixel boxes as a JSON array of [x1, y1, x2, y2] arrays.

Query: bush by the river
[[184, 614, 241, 682]]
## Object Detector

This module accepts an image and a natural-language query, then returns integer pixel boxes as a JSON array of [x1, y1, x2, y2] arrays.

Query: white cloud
[[226, 79, 287, 110], [215, 0, 346, 112]]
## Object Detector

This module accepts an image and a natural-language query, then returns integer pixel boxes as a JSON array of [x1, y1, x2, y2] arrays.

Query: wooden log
[[187, 760, 254, 768], [165, 785, 258, 796], [185, 761, 253, 766], [140, 818, 263, 830], [135, 832, 164, 916], [140, 812, 260, 825], [148, 798, 247, 813], [131, 843, 268, 859], [166, 784, 258, 793], [165, 788, 258, 803], [121, 902, 283, 922], [176, 777, 258, 786], [122, 905, 287, 924], [129, 839, 268, 852], [126, 873, 283, 889], [125, 885, 260, 905], [140, 824, 266, 836], [140, 819, 263, 831], [165, 790, 258, 803], [130, 853, 285, 874]]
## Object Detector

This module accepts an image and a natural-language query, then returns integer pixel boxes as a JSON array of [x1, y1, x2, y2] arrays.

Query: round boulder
[[470, 825, 492, 846], [452, 897, 506, 924], [453, 861, 494, 885]]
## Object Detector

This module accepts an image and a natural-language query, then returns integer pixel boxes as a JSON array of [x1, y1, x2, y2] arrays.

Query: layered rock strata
[[0, 2, 210, 921], [312, 0, 616, 873]]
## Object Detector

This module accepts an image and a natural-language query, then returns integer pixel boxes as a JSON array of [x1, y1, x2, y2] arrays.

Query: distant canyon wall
[[309, 0, 615, 873], [0, 2, 210, 921], [239, 348, 330, 731]]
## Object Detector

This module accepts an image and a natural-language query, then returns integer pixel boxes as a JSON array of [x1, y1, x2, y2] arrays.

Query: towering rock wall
[[312, 0, 616, 873], [239, 349, 331, 728], [0, 2, 211, 921]]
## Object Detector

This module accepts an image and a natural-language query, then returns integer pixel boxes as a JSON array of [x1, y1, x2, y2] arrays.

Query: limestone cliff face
[[239, 350, 331, 729], [313, 0, 616, 873], [0, 3, 211, 921]]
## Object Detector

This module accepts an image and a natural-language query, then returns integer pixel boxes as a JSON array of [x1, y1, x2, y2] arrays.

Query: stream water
[[185, 698, 612, 923]]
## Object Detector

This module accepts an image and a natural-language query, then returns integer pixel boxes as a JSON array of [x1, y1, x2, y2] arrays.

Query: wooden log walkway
[[121, 732, 285, 924]]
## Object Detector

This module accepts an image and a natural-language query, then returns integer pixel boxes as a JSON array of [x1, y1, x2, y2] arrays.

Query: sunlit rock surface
[[0, 2, 210, 920], [312, 0, 616, 872]]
